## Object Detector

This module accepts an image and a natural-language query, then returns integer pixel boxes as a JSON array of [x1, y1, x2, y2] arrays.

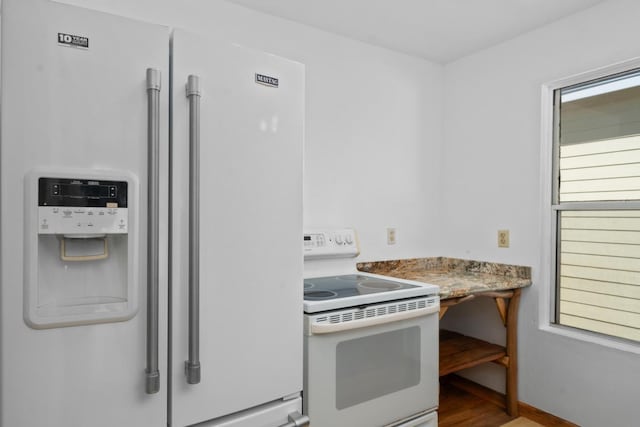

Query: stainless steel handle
[[278, 412, 310, 427], [145, 68, 161, 394], [185, 75, 202, 385]]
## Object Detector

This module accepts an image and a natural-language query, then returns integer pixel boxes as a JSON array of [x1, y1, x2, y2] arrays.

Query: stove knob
[[345, 235, 353, 245], [335, 235, 344, 245]]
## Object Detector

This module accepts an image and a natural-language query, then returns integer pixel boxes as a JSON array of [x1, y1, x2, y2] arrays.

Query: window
[[552, 68, 640, 343]]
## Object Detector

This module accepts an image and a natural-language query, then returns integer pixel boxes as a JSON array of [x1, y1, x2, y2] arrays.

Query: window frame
[[540, 58, 640, 353]]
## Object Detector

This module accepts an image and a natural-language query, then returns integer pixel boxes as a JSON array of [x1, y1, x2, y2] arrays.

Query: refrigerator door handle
[[278, 411, 311, 427], [185, 75, 202, 385], [145, 68, 161, 394]]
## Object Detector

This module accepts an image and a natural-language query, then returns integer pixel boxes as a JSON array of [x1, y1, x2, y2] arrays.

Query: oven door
[[304, 304, 439, 427]]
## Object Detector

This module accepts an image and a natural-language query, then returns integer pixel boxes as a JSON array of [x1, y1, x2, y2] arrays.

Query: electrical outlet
[[498, 230, 509, 248], [387, 227, 397, 245]]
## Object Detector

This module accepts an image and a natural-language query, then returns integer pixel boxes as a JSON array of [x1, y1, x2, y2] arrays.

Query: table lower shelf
[[439, 329, 506, 376]]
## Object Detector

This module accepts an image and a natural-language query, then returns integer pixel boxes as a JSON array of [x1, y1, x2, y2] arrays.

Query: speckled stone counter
[[356, 257, 532, 299]]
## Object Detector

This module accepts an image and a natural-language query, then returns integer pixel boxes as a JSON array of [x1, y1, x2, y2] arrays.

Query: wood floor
[[439, 380, 515, 427], [438, 376, 578, 427]]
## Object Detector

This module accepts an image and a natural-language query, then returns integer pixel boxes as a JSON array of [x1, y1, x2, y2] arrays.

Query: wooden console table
[[356, 257, 531, 418]]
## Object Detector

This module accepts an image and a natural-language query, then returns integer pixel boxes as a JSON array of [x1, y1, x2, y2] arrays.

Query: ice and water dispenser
[[24, 170, 139, 328]]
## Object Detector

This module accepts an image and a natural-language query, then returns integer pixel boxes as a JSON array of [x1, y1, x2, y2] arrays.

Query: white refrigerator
[[0, 1, 306, 426]]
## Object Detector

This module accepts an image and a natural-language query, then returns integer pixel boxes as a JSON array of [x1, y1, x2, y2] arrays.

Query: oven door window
[[335, 326, 420, 409]]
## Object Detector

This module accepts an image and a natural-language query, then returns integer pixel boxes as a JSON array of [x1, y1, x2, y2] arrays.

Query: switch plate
[[387, 227, 397, 245], [498, 230, 509, 248]]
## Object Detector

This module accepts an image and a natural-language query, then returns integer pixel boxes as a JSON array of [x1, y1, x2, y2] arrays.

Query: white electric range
[[302, 228, 440, 427]]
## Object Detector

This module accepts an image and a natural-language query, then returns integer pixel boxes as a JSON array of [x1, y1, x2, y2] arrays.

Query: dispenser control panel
[[303, 228, 360, 259], [38, 177, 128, 235]]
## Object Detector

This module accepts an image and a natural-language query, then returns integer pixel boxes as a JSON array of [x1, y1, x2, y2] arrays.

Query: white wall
[[440, 1, 640, 426], [55, 0, 445, 264]]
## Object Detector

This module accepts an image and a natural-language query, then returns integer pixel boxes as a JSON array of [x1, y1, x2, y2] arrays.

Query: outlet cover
[[498, 230, 509, 248], [387, 228, 397, 245]]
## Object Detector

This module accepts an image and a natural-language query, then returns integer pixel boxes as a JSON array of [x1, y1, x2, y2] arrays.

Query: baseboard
[[442, 374, 579, 427]]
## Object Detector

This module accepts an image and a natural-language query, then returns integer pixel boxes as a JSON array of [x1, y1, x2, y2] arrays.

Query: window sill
[[539, 323, 640, 355]]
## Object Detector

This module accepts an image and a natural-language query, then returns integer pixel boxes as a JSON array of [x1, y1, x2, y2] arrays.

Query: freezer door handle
[[185, 75, 202, 385], [145, 68, 161, 394], [278, 411, 310, 427]]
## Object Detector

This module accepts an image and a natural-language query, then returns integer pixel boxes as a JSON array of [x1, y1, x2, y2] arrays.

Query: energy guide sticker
[[57, 33, 89, 49]]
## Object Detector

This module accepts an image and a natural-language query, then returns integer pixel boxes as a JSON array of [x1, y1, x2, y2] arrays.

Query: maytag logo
[[255, 73, 279, 88], [57, 32, 89, 49]]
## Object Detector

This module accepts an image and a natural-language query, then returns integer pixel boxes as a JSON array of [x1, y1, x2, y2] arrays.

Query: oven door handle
[[310, 304, 439, 335]]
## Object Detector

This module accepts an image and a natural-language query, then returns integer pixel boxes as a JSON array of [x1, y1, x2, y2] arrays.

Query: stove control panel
[[304, 228, 360, 259]]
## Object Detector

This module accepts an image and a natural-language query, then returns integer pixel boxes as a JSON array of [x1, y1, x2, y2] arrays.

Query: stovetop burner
[[304, 290, 338, 300], [358, 281, 402, 291]]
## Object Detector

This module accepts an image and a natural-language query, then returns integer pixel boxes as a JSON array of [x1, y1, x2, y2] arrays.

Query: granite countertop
[[357, 257, 532, 300]]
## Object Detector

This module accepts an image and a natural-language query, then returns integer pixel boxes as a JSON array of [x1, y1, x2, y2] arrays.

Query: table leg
[[505, 288, 522, 416]]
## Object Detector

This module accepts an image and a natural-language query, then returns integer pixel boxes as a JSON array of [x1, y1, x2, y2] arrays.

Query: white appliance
[[303, 229, 440, 427], [0, 1, 306, 426]]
